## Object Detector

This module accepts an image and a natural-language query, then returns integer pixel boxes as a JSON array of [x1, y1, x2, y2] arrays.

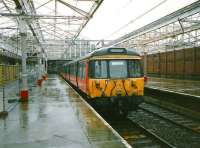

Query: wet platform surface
[[0, 75, 128, 148], [146, 77, 200, 97]]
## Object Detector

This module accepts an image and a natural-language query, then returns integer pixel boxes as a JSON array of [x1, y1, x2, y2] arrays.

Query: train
[[61, 47, 145, 116]]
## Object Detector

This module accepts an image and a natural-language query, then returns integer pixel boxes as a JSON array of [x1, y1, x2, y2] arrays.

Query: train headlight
[[131, 80, 137, 88]]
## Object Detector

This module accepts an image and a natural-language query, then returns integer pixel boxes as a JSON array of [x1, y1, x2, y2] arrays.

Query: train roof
[[66, 47, 140, 65]]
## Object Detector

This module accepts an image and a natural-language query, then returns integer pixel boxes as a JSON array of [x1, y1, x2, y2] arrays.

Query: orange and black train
[[61, 47, 146, 116]]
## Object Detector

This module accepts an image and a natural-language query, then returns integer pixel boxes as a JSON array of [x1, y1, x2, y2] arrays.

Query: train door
[[77, 61, 87, 93]]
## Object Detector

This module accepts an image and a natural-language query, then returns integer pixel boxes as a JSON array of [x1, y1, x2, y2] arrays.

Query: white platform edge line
[[146, 86, 200, 99], [63, 80, 132, 148]]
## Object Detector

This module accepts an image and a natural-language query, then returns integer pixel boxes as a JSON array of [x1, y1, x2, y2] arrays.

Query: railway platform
[[0, 75, 129, 148], [146, 77, 200, 97], [145, 77, 200, 120]]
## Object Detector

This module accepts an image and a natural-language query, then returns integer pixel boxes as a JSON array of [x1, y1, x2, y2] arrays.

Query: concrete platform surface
[[146, 77, 200, 97], [0, 75, 129, 148]]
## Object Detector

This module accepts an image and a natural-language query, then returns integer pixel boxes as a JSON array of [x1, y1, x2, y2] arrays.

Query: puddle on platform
[[0, 75, 127, 148]]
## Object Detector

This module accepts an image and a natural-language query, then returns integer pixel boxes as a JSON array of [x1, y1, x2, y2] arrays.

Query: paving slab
[[0, 75, 129, 148]]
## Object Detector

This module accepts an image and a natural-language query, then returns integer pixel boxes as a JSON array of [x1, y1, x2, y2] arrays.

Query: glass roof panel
[[0, 0, 103, 59]]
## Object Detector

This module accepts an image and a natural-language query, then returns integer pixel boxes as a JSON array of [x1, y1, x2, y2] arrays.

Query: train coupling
[[111, 96, 144, 111]]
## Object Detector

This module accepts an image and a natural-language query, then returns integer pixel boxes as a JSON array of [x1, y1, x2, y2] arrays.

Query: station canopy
[[0, 0, 103, 59]]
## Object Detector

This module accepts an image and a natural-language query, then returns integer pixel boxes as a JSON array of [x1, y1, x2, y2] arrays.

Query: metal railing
[[0, 64, 38, 113]]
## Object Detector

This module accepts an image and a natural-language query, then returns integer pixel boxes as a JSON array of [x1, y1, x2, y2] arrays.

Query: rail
[[139, 103, 200, 134]]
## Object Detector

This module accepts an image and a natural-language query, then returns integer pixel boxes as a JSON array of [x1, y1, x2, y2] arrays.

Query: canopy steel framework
[[107, 1, 200, 55], [1, 1, 200, 60], [0, 0, 103, 59]]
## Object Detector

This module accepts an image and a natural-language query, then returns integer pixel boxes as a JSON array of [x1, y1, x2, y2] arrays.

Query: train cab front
[[88, 58, 144, 116]]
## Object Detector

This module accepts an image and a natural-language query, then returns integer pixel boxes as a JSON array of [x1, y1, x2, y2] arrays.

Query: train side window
[[74, 63, 77, 76], [71, 65, 73, 75], [70, 64, 75, 76], [77, 62, 85, 80], [68, 65, 70, 75], [74, 63, 76, 76], [128, 60, 143, 77], [72, 65, 74, 75], [82, 63, 86, 79], [78, 63, 82, 78], [69, 65, 72, 75], [64, 66, 66, 73], [67, 66, 69, 74], [66, 66, 68, 74]]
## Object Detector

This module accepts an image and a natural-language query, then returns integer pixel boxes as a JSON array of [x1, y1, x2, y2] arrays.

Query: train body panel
[[77, 77, 86, 93], [69, 75, 77, 87], [88, 78, 144, 98]]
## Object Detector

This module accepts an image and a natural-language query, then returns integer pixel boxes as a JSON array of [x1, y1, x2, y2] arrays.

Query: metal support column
[[45, 57, 48, 75], [37, 53, 43, 86], [42, 53, 47, 80], [19, 18, 29, 101], [21, 41, 28, 91]]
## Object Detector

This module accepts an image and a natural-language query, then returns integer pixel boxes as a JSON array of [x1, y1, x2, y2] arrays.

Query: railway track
[[102, 114, 175, 148], [139, 103, 200, 134], [101, 102, 200, 147], [127, 103, 200, 148], [130, 121, 175, 148]]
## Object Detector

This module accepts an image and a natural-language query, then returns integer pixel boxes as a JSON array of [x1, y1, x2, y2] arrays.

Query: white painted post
[[37, 52, 43, 86], [19, 17, 29, 101]]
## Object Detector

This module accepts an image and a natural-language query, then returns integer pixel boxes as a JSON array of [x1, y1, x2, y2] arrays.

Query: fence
[[0, 64, 38, 113], [146, 47, 200, 80]]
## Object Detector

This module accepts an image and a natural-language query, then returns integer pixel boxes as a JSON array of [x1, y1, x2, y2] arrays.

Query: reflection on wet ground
[[0, 75, 127, 148], [146, 77, 200, 96], [67, 82, 128, 147]]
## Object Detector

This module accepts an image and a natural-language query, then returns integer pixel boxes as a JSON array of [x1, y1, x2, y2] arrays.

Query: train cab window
[[128, 60, 143, 77], [109, 60, 127, 78], [89, 60, 107, 78], [95, 61, 107, 78]]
